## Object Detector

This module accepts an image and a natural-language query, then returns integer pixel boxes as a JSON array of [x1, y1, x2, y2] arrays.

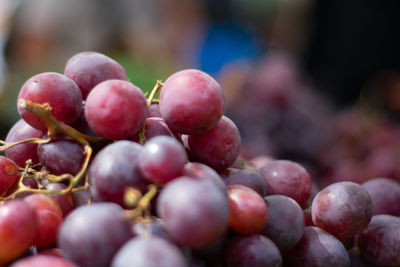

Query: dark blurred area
[[1, 0, 400, 186]]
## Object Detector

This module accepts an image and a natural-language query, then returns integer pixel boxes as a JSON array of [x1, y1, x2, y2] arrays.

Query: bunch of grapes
[[0, 51, 399, 267]]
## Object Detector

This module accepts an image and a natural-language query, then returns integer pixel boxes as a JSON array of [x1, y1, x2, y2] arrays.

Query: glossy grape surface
[[0, 156, 19, 195], [225, 169, 267, 196], [183, 162, 226, 191], [160, 69, 225, 135]]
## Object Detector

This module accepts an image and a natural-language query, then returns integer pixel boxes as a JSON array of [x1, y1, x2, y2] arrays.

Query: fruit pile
[[0, 52, 399, 267]]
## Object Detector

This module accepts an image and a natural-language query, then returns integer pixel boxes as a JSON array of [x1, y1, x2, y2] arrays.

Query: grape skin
[[357, 214, 400, 266], [85, 79, 148, 140], [225, 169, 267, 196], [111, 236, 187, 267], [58, 203, 133, 267], [0, 156, 19, 195], [361, 177, 400, 216], [188, 115, 241, 170], [139, 136, 187, 184], [226, 234, 282, 267], [183, 162, 226, 191], [262, 195, 305, 253], [160, 69, 225, 135], [17, 72, 82, 131], [38, 134, 85, 176], [157, 177, 229, 247], [10, 255, 78, 267], [285, 226, 350, 267], [5, 119, 45, 167], [257, 159, 311, 208], [88, 140, 148, 207], [64, 51, 127, 99], [311, 181, 372, 240]]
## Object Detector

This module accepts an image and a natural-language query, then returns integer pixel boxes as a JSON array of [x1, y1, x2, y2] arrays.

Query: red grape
[[64, 51, 127, 99], [311, 181, 372, 239], [10, 255, 78, 267], [160, 69, 225, 135], [226, 234, 282, 267], [183, 162, 226, 191], [85, 79, 148, 140], [225, 169, 267, 196], [149, 103, 161, 117], [111, 236, 187, 267], [139, 136, 187, 184], [17, 72, 82, 131], [58, 203, 133, 267], [5, 119, 45, 167], [188, 115, 241, 170], [38, 134, 85, 176], [257, 160, 311, 208], [0, 156, 19, 195], [361, 177, 400, 216], [357, 215, 400, 266], [285, 226, 350, 267], [227, 185, 268, 235], [24, 194, 63, 218], [157, 177, 229, 247], [0, 199, 38, 265], [45, 182, 75, 216], [262, 195, 304, 253]]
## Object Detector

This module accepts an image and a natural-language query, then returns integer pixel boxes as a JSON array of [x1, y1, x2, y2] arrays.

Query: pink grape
[[10, 255, 78, 267], [160, 69, 225, 135], [0, 156, 19, 195]]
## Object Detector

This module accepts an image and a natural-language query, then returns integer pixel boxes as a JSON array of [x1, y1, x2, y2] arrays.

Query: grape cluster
[[0, 51, 399, 267]]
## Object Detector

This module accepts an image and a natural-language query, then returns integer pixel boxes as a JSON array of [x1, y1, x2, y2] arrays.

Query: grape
[[73, 189, 90, 207], [257, 160, 311, 208], [139, 136, 187, 184], [17, 72, 82, 131], [10, 255, 78, 267], [357, 215, 400, 266], [227, 185, 268, 235], [262, 195, 304, 253], [187, 115, 241, 170], [0, 199, 38, 265], [311, 181, 372, 239], [45, 182, 75, 216], [144, 117, 176, 140], [0, 156, 19, 195], [85, 79, 148, 140], [88, 141, 148, 206], [24, 194, 63, 248], [71, 110, 98, 137], [157, 177, 229, 247], [249, 155, 274, 168], [285, 226, 350, 267], [160, 69, 225, 135], [5, 119, 45, 167], [361, 177, 400, 216], [38, 134, 85, 176], [149, 103, 161, 117], [226, 234, 282, 267], [58, 203, 133, 267], [132, 219, 173, 243], [111, 236, 187, 267], [64, 51, 127, 99], [225, 170, 267, 196], [183, 162, 226, 191]]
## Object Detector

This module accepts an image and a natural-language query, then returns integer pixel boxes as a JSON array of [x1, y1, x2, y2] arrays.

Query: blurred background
[[0, 0, 400, 187]]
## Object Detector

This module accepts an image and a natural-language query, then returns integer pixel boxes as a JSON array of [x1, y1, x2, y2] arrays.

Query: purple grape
[[262, 195, 304, 253], [132, 219, 173, 242], [45, 183, 75, 216], [285, 226, 350, 267], [64, 51, 127, 99], [183, 162, 226, 191], [226, 234, 282, 267], [361, 177, 400, 216], [111, 236, 187, 267], [160, 69, 225, 135], [85, 79, 148, 140], [311, 181, 372, 239], [225, 170, 267, 196], [58, 203, 133, 267], [71, 111, 98, 137], [17, 72, 82, 131], [139, 136, 187, 184], [88, 140, 148, 207], [149, 103, 161, 117], [257, 160, 311, 208], [5, 119, 45, 167], [187, 116, 241, 170], [357, 215, 400, 266], [157, 177, 228, 247], [143, 117, 175, 140], [38, 134, 85, 176]]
